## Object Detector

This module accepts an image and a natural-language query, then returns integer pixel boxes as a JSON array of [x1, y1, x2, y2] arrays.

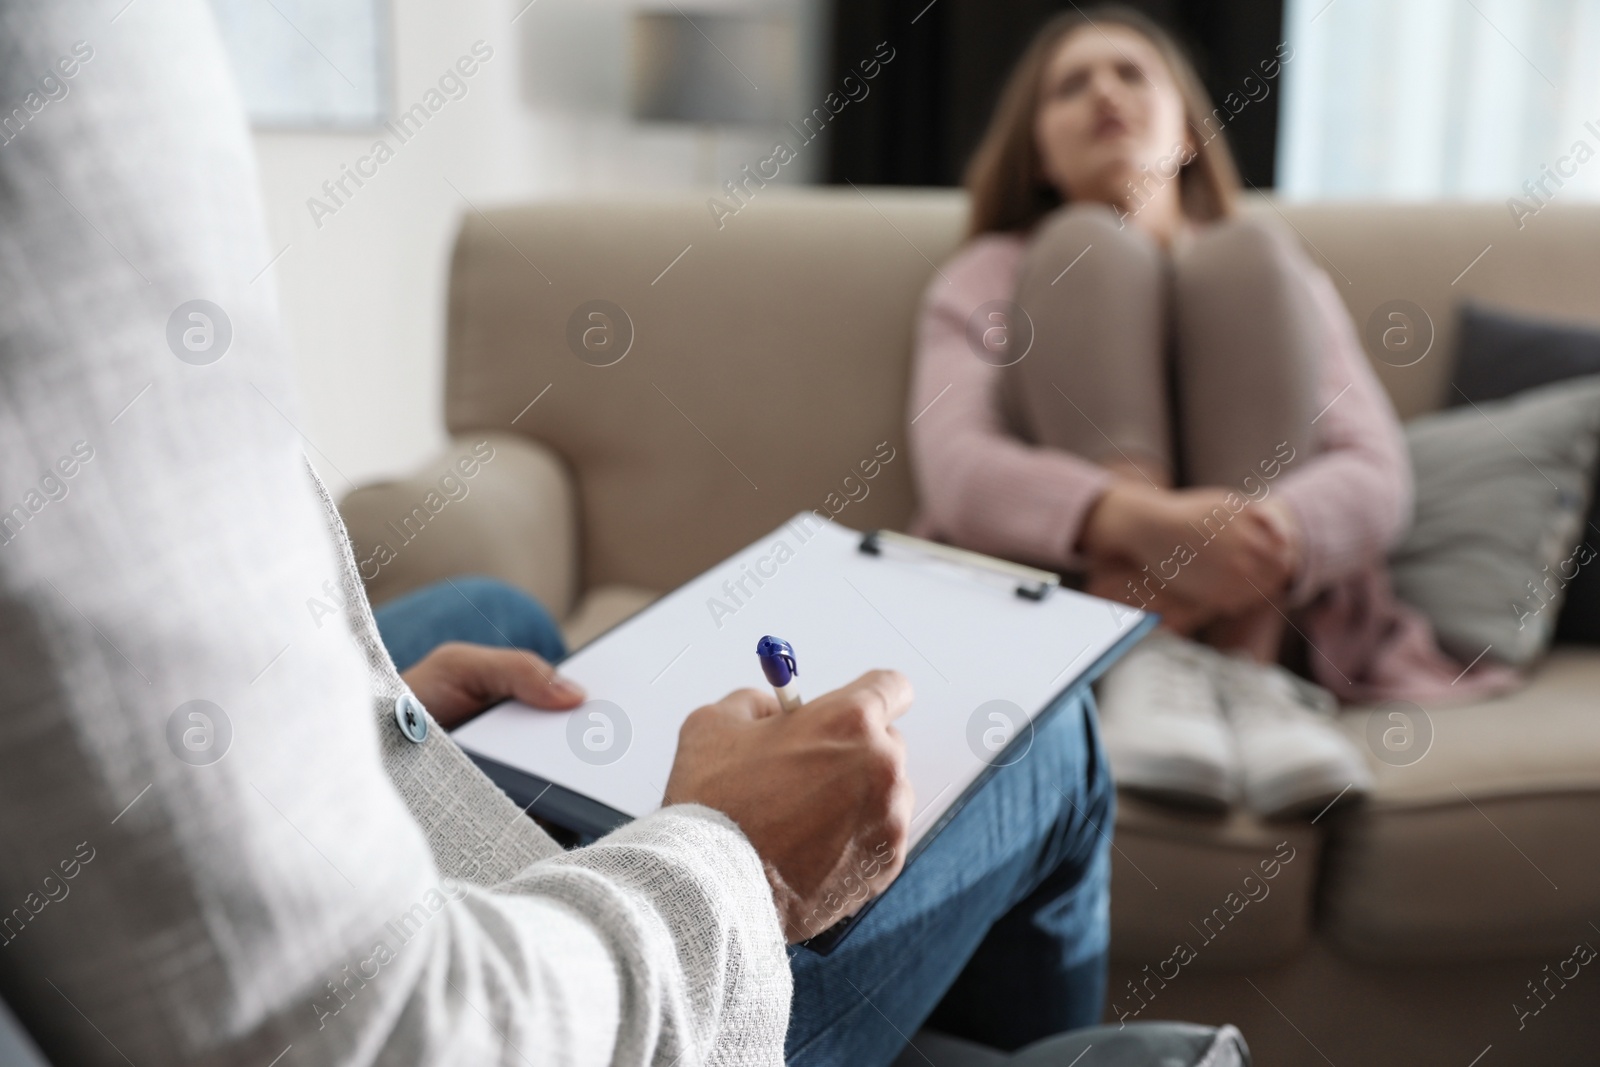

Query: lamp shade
[[630, 10, 795, 125]]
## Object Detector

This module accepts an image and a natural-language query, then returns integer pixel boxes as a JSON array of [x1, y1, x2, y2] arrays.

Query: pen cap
[[755, 635, 798, 687]]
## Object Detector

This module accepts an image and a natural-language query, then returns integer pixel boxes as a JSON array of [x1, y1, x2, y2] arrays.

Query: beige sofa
[[340, 190, 1600, 1066]]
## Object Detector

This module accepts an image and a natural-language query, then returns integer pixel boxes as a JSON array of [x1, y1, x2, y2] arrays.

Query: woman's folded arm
[[907, 244, 1116, 570]]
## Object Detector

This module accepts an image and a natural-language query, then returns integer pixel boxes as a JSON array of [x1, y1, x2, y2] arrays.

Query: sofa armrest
[[337, 432, 579, 618]]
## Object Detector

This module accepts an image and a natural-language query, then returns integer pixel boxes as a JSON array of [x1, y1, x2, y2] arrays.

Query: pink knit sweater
[[906, 233, 1520, 706]]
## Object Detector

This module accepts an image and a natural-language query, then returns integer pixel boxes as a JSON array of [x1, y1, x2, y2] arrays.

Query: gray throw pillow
[[1452, 301, 1600, 644], [1390, 376, 1600, 666]]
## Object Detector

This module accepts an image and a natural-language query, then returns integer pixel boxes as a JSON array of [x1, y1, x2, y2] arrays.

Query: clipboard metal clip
[[858, 529, 1061, 601]]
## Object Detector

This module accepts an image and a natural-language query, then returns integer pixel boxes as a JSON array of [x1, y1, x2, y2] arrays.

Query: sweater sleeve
[[907, 238, 1116, 569], [312, 462, 792, 1066], [0, 0, 790, 1060], [1272, 266, 1415, 607]]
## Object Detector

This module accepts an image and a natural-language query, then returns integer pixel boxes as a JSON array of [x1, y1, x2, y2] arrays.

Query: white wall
[[252, 0, 826, 494]]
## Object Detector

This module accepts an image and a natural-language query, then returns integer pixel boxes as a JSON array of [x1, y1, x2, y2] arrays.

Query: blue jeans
[[375, 578, 1113, 1061]]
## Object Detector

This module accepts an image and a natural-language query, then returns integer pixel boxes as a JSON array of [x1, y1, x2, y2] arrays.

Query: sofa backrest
[[444, 189, 1600, 594]]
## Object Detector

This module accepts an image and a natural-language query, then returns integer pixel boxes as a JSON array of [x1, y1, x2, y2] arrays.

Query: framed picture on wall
[[209, 0, 389, 129]]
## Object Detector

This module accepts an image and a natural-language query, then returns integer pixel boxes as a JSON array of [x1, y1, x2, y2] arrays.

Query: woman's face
[[1033, 24, 1193, 207]]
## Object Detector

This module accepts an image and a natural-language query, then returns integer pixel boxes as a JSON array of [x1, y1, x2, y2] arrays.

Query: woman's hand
[[1078, 480, 1173, 563], [400, 641, 586, 730], [1079, 482, 1296, 614], [1160, 488, 1294, 610], [1084, 558, 1213, 635]]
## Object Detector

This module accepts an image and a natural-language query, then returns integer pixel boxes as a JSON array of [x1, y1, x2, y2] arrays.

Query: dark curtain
[[825, 0, 1285, 190]]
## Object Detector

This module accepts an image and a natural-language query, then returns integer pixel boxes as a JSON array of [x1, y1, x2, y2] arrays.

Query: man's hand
[[663, 670, 915, 943], [400, 642, 586, 730]]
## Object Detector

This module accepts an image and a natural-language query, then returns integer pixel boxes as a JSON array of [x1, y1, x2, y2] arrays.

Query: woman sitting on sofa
[[907, 5, 1514, 817]]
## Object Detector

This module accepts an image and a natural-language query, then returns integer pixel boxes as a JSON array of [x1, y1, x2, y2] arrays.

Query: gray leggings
[[1001, 204, 1322, 493]]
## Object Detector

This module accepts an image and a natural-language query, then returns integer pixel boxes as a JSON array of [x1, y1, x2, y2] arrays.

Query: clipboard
[[453, 513, 1155, 953]]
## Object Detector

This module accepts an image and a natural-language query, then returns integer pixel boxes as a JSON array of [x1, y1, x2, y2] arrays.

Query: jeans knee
[[447, 575, 524, 616], [452, 575, 567, 662], [1039, 695, 1112, 825], [1081, 700, 1114, 821]]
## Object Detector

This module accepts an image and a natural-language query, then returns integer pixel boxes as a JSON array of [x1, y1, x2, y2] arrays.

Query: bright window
[[1277, 0, 1600, 204]]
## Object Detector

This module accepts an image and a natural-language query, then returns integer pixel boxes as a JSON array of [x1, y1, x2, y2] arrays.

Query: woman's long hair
[[965, 6, 1242, 238]]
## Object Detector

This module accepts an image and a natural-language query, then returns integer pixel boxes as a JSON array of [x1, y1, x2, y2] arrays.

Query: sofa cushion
[[340, 432, 580, 616], [1106, 938, 1596, 1067], [1323, 649, 1600, 961], [1453, 301, 1600, 404], [444, 192, 955, 595], [1388, 378, 1600, 665], [1451, 301, 1600, 645], [560, 584, 660, 651], [1108, 795, 1321, 973], [1243, 200, 1600, 421]]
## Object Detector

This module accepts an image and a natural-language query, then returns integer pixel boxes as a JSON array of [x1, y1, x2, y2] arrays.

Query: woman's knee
[[1173, 212, 1304, 299], [1022, 201, 1162, 286], [1036, 200, 1130, 240]]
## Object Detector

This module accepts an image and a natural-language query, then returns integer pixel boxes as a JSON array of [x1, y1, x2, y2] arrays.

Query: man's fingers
[[852, 669, 915, 723], [487, 646, 585, 710], [888, 786, 914, 870], [864, 773, 915, 893], [886, 752, 914, 836], [704, 687, 782, 723]]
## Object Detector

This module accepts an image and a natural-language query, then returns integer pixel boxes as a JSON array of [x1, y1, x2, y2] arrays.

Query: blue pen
[[756, 635, 802, 712]]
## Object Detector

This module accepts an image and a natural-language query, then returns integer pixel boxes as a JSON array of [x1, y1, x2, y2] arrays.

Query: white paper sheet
[[452, 514, 1148, 848]]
